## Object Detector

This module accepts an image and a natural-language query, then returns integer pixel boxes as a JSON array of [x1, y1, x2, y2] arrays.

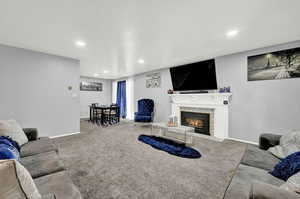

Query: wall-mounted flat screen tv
[[170, 59, 217, 91]]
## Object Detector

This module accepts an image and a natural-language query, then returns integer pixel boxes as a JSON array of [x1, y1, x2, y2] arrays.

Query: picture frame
[[80, 81, 103, 91], [248, 47, 300, 81]]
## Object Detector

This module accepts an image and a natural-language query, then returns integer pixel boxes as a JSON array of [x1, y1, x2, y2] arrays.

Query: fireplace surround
[[181, 110, 212, 135], [169, 93, 232, 140]]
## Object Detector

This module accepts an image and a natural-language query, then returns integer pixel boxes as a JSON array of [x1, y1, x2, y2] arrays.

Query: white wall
[[80, 77, 112, 118], [133, 41, 300, 142], [0, 44, 80, 137]]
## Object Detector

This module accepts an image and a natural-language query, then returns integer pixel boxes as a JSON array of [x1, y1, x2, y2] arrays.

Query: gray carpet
[[52, 121, 246, 199]]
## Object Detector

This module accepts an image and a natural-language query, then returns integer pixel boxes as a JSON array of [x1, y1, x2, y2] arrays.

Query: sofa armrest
[[250, 182, 300, 199], [23, 128, 39, 141], [259, 133, 282, 150]]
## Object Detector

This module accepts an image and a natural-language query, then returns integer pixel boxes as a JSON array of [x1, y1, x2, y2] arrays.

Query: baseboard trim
[[227, 137, 258, 145], [50, 132, 81, 139]]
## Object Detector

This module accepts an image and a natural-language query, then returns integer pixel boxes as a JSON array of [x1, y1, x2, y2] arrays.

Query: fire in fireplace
[[181, 111, 210, 135]]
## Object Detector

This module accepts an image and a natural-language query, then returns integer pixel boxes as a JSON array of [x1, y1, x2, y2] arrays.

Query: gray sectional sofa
[[225, 134, 300, 199], [20, 128, 82, 199]]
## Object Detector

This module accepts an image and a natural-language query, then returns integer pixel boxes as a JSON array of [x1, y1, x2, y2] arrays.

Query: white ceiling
[[1, 0, 300, 79]]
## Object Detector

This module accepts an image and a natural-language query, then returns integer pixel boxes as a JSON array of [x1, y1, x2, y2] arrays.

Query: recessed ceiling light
[[103, 70, 109, 74], [138, 59, 145, 64], [93, 73, 99, 77], [226, 29, 239, 38], [75, 40, 86, 47]]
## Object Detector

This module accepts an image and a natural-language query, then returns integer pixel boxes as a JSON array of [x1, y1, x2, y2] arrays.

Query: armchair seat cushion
[[21, 138, 58, 158], [20, 151, 65, 179], [134, 115, 152, 122], [34, 171, 82, 199]]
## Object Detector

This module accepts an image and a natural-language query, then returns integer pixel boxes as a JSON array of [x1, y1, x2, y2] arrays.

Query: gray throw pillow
[[268, 130, 300, 159], [281, 171, 300, 194], [0, 120, 28, 146], [0, 159, 41, 199]]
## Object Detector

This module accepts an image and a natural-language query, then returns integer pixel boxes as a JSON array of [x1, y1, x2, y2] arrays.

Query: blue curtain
[[117, 81, 127, 118]]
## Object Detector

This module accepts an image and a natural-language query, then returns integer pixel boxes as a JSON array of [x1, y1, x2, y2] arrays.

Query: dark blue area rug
[[138, 135, 201, 159]]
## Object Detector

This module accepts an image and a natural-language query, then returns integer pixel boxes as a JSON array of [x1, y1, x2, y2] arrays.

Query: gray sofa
[[224, 134, 300, 199], [20, 128, 82, 199]]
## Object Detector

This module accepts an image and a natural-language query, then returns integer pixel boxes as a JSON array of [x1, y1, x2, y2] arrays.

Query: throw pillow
[[0, 120, 28, 146], [268, 130, 300, 159], [0, 144, 20, 160], [270, 151, 300, 181], [280, 171, 300, 194], [269, 145, 300, 159], [0, 159, 41, 199], [0, 136, 20, 160]]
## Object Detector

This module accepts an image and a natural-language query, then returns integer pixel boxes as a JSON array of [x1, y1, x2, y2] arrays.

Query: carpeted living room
[[1, 1, 300, 199], [53, 120, 245, 198]]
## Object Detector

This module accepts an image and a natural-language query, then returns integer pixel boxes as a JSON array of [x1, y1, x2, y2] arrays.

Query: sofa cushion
[[224, 164, 284, 199], [20, 151, 65, 179], [34, 171, 82, 199], [270, 151, 300, 181], [241, 144, 280, 171], [0, 120, 28, 146], [250, 181, 300, 199], [21, 138, 58, 158], [0, 159, 41, 199], [280, 171, 300, 194]]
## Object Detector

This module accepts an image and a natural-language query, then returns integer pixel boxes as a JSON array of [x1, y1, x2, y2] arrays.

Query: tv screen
[[170, 59, 217, 91]]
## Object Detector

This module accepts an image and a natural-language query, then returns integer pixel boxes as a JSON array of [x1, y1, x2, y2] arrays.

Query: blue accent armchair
[[134, 99, 154, 123]]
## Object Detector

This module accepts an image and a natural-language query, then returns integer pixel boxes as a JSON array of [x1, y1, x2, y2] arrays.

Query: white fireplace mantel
[[169, 93, 232, 140]]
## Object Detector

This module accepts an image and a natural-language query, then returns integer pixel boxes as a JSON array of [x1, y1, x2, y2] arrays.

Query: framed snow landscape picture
[[248, 47, 300, 81]]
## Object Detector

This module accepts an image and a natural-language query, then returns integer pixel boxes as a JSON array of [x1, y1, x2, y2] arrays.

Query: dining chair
[[102, 104, 120, 125], [91, 103, 101, 124]]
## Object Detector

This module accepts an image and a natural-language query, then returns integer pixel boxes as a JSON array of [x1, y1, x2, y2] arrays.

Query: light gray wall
[[133, 41, 300, 142], [0, 44, 80, 137], [134, 69, 172, 123], [80, 77, 112, 118], [216, 41, 300, 142]]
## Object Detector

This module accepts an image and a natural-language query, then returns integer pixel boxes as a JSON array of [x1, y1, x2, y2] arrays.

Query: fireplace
[[181, 111, 210, 135], [170, 93, 231, 140]]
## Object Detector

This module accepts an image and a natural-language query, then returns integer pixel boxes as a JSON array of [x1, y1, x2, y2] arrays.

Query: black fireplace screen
[[181, 111, 210, 135]]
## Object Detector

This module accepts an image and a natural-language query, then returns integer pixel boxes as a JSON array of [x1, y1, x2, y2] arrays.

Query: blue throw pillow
[[270, 151, 300, 181], [0, 144, 20, 160], [0, 136, 20, 160]]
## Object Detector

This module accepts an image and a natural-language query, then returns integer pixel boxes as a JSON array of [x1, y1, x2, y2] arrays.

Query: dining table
[[89, 105, 119, 125]]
